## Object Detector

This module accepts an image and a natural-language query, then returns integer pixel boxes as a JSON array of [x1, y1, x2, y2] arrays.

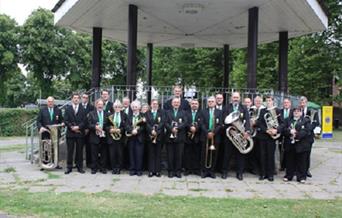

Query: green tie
[[209, 109, 213, 131], [192, 111, 196, 123], [115, 113, 120, 126], [285, 109, 289, 119], [152, 111, 156, 120], [49, 108, 53, 121], [133, 115, 138, 126], [98, 111, 103, 128], [233, 104, 238, 112], [173, 109, 178, 117]]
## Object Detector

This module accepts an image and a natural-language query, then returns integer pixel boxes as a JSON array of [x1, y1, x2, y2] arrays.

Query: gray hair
[[131, 100, 141, 109], [113, 99, 122, 108]]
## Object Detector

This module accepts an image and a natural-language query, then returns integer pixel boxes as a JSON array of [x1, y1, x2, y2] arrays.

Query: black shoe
[[148, 172, 153, 177], [221, 172, 228, 179], [201, 171, 207, 178], [137, 171, 143, 176], [64, 168, 72, 174], [259, 175, 267, 180], [210, 172, 216, 179], [236, 173, 243, 181], [155, 172, 161, 177], [55, 165, 62, 170], [168, 172, 174, 178], [129, 171, 136, 176], [91, 170, 97, 174], [112, 170, 116, 174], [77, 168, 85, 174], [268, 176, 274, 181], [307, 171, 312, 178], [175, 172, 182, 178], [100, 169, 107, 174]]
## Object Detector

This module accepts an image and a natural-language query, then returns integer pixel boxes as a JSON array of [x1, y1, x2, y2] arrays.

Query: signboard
[[322, 106, 333, 139]]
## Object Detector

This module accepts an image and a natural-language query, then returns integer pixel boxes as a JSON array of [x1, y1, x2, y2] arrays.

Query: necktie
[[173, 109, 178, 117], [284, 109, 288, 119], [83, 104, 86, 109], [209, 109, 213, 131], [192, 111, 196, 123], [233, 104, 238, 112], [115, 112, 120, 126], [98, 111, 103, 128], [152, 111, 156, 120], [49, 108, 53, 121], [74, 105, 77, 115]]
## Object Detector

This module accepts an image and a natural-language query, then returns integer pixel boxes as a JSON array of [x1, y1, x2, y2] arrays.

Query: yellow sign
[[322, 106, 333, 138]]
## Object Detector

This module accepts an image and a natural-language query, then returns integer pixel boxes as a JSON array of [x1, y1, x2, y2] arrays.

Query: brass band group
[[37, 86, 320, 183]]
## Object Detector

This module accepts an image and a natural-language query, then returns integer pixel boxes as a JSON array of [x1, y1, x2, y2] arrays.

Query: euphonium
[[264, 106, 281, 139], [205, 114, 216, 169], [225, 111, 254, 154], [108, 115, 122, 140], [249, 106, 258, 137], [39, 124, 64, 170]]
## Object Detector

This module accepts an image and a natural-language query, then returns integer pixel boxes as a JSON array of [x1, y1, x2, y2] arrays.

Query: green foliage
[[0, 109, 38, 136]]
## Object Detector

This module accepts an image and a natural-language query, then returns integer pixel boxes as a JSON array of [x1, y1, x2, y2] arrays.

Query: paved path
[[0, 139, 341, 199], [0, 137, 26, 147]]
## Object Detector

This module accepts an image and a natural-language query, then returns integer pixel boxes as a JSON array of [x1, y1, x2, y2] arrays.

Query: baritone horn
[[264, 106, 281, 139], [108, 115, 122, 140]]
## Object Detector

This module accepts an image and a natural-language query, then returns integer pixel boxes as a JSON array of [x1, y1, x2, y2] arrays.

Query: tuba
[[264, 106, 281, 139], [39, 124, 64, 170], [225, 111, 254, 154], [205, 113, 216, 169], [108, 115, 122, 140]]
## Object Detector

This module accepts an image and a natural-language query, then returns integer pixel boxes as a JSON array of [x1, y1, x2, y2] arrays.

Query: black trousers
[[148, 141, 161, 173], [245, 136, 261, 173], [279, 137, 286, 170], [108, 140, 123, 170], [184, 140, 201, 172], [84, 133, 92, 168], [259, 137, 276, 178], [166, 141, 184, 173], [285, 148, 309, 181], [222, 138, 245, 174], [128, 138, 144, 172], [90, 139, 107, 171], [200, 140, 218, 174], [66, 137, 84, 169], [306, 143, 313, 172]]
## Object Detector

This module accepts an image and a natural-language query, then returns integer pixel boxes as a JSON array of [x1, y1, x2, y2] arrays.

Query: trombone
[[205, 112, 216, 169]]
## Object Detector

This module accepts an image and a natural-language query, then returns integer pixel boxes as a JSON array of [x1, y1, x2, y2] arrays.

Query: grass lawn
[[0, 189, 341, 218], [0, 144, 25, 152]]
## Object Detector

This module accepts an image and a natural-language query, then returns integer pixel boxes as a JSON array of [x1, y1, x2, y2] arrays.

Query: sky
[[0, 0, 59, 25]]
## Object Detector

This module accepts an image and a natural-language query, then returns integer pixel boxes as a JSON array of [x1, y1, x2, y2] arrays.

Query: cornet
[[96, 122, 106, 138], [188, 122, 197, 140], [170, 121, 178, 139]]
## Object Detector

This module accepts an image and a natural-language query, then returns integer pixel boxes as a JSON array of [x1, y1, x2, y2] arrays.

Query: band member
[[163, 85, 191, 112], [101, 90, 114, 114], [279, 98, 293, 171], [200, 97, 222, 178], [184, 99, 202, 175], [88, 99, 109, 174], [282, 107, 311, 183], [222, 92, 251, 180], [145, 99, 164, 177], [80, 93, 95, 168], [243, 97, 252, 110], [126, 100, 146, 176], [215, 93, 224, 110], [106, 100, 127, 174], [299, 96, 320, 178], [256, 95, 282, 181], [122, 97, 133, 117], [165, 97, 188, 178], [64, 93, 86, 174], [37, 96, 63, 169], [141, 104, 150, 114]]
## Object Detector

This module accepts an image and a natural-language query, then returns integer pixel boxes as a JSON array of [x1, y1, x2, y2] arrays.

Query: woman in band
[[282, 107, 311, 183], [106, 100, 127, 174], [126, 100, 146, 176]]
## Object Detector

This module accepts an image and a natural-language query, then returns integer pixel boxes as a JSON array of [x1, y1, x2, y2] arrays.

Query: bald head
[[47, 96, 55, 108]]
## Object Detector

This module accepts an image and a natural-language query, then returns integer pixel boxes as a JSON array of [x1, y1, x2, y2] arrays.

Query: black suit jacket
[[80, 103, 95, 115], [104, 101, 114, 114], [122, 107, 133, 117], [87, 110, 109, 145], [302, 108, 320, 143], [146, 109, 165, 143], [105, 111, 128, 144], [256, 107, 283, 140], [64, 105, 87, 138], [126, 112, 146, 143], [185, 110, 202, 144], [37, 106, 63, 130], [222, 103, 251, 132], [163, 98, 191, 112], [282, 117, 311, 153], [199, 108, 223, 144], [280, 108, 293, 123], [165, 109, 188, 143]]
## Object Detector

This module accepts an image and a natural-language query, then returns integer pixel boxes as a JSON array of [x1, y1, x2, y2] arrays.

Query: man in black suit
[[222, 92, 251, 180], [163, 85, 191, 112], [126, 100, 146, 176], [282, 107, 312, 183], [145, 99, 165, 177], [106, 100, 128, 175], [279, 98, 293, 171], [215, 93, 224, 111], [215, 93, 225, 173], [165, 97, 188, 178], [122, 96, 133, 170], [299, 96, 320, 178], [80, 93, 95, 168], [101, 90, 114, 114], [200, 96, 222, 179], [37, 96, 63, 169], [64, 93, 86, 174], [184, 99, 202, 176], [87, 99, 109, 174], [255, 95, 282, 181]]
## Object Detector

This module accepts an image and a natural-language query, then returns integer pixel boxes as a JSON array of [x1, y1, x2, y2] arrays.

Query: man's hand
[[172, 127, 178, 134], [39, 127, 49, 134], [208, 132, 214, 139], [132, 129, 138, 135], [95, 124, 102, 131], [151, 129, 157, 136], [243, 132, 250, 139], [190, 126, 196, 133]]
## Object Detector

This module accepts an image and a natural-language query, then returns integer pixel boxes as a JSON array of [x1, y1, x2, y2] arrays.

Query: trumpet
[[150, 124, 158, 144], [289, 122, 298, 144], [108, 115, 122, 140], [126, 117, 146, 137], [188, 122, 197, 140], [95, 122, 106, 138], [170, 120, 179, 139]]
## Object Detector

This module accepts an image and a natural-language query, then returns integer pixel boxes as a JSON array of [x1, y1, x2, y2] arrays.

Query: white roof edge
[[54, 0, 79, 25], [307, 0, 329, 29]]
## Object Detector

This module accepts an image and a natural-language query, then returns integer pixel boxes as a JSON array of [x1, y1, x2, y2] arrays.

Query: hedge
[[0, 108, 38, 136]]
